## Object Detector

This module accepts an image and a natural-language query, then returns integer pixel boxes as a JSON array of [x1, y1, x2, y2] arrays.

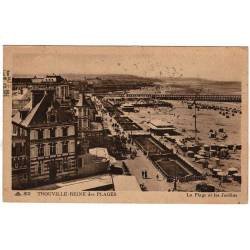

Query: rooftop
[[56, 175, 112, 191], [113, 175, 141, 191], [89, 147, 116, 164], [12, 91, 75, 127], [149, 119, 173, 128], [12, 77, 32, 84]]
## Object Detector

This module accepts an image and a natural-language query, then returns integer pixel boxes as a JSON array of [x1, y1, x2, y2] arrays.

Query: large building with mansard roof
[[12, 88, 77, 189], [12, 74, 111, 189]]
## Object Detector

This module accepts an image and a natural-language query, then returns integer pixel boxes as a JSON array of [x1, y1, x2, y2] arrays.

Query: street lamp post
[[173, 163, 177, 191], [193, 89, 202, 144], [194, 99, 198, 143]]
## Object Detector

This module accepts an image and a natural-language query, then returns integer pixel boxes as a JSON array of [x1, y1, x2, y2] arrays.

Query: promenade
[[125, 151, 173, 191]]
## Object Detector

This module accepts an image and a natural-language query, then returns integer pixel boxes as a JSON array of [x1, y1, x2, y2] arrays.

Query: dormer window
[[50, 114, 56, 123], [46, 107, 57, 123]]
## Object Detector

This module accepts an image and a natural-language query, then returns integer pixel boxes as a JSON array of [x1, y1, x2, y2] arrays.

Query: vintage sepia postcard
[[3, 46, 248, 203]]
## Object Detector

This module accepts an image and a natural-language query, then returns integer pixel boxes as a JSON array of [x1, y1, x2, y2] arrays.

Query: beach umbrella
[[212, 168, 221, 175], [217, 171, 227, 181], [228, 167, 238, 175], [197, 158, 208, 163], [217, 171, 226, 177], [195, 154, 205, 160], [233, 173, 241, 182], [198, 150, 208, 157]]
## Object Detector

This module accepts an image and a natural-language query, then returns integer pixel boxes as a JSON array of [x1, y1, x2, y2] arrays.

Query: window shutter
[[30, 130, 38, 140], [55, 127, 59, 137], [57, 142, 62, 154], [69, 141, 75, 153], [56, 127, 62, 137], [35, 146, 38, 157], [30, 147, 34, 158], [30, 146, 37, 158], [44, 129, 49, 139], [68, 126, 75, 136], [45, 144, 50, 156]]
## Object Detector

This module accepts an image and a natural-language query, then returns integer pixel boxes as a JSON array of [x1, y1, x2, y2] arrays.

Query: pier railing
[[99, 93, 241, 102]]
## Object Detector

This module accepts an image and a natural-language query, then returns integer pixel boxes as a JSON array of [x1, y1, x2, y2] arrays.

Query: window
[[38, 161, 44, 175], [12, 159, 18, 169], [56, 160, 62, 172], [12, 144, 17, 156], [84, 109, 88, 116], [22, 158, 27, 167], [62, 141, 68, 153], [21, 129, 26, 136], [63, 158, 68, 171], [50, 142, 56, 155], [62, 127, 68, 137], [69, 159, 75, 169], [38, 144, 44, 157], [15, 143, 22, 156], [50, 114, 56, 123], [14, 161, 19, 169], [61, 87, 65, 98], [37, 129, 43, 140], [38, 166, 41, 175], [50, 128, 56, 138], [17, 143, 24, 155], [13, 125, 17, 135]]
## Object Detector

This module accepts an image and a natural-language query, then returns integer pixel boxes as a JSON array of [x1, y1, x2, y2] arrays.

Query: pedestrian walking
[[156, 174, 159, 181], [219, 178, 222, 187], [145, 170, 148, 179]]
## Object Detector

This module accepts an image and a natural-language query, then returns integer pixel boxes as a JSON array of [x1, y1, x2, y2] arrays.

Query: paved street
[[125, 151, 173, 191], [101, 105, 174, 191]]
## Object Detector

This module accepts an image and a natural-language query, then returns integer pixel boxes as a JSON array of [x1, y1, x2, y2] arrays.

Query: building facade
[[12, 125, 29, 189], [12, 87, 77, 189], [12, 75, 110, 189]]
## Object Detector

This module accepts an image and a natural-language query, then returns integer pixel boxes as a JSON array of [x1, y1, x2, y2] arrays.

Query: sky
[[4, 46, 247, 81]]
